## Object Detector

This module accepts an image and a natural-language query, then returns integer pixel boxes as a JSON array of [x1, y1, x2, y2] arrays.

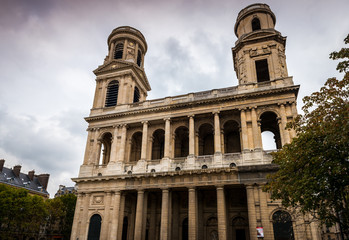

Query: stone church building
[[71, 3, 322, 240]]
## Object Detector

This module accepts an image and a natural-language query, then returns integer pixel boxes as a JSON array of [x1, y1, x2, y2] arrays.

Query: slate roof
[[0, 163, 49, 197]]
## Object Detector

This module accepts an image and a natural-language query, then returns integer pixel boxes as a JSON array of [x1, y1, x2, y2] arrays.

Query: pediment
[[93, 60, 134, 75]]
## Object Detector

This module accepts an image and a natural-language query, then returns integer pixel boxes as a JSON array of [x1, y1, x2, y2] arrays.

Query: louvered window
[[105, 80, 119, 107], [114, 43, 124, 59], [133, 86, 140, 103], [137, 50, 142, 67]]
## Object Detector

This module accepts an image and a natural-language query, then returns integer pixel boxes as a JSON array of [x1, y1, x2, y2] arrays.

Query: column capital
[[212, 110, 220, 115], [164, 117, 171, 122], [239, 108, 247, 112], [188, 114, 195, 118], [215, 184, 225, 190], [121, 124, 128, 129], [188, 186, 196, 191], [141, 120, 149, 125]]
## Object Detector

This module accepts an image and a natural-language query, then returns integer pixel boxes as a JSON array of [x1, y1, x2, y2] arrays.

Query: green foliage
[[265, 34, 349, 237], [0, 184, 77, 239]]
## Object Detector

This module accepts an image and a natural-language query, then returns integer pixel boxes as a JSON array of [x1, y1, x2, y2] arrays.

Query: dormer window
[[114, 43, 124, 59], [133, 87, 140, 103], [137, 50, 142, 67], [252, 18, 261, 31], [105, 80, 119, 107]]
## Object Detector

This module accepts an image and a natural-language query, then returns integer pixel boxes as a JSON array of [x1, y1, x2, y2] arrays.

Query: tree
[[265, 34, 349, 238]]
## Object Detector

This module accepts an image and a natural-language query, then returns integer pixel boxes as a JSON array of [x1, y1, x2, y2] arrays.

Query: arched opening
[[224, 120, 241, 153], [206, 217, 218, 240], [105, 80, 119, 107], [252, 17, 261, 31], [99, 132, 112, 165], [272, 211, 295, 240], [198, 123, 214, 156], [174, 126, 189, 158], [114, 43, 124, 59], [137, 50, 142, 67], [232, 216, 248, 240], [133, 86, 140, 103], [182, 217, 188, 240], [130, 132, 142, 162], [87, 214, 102, 240], [152, 129, 165, 160], [260, 112, 282, 149], [122, 216, 128, 240]]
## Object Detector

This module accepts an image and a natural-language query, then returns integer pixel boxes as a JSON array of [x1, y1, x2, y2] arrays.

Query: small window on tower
[[114, 43, 123, 59], [133, 86, 140, 103], [255, 59, 270, 83], [105, 80, 119, 107], [137, 50, 142, 67], [252, 18, 261, 31]]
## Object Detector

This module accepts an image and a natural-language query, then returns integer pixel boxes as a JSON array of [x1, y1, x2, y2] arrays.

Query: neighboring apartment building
[[0, 159, 50, 198], [55, 185, 77, 198], [71, 4, 323, 240]]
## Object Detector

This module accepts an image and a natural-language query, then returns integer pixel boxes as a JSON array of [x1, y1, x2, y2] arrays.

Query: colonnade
[[83, 103, 296, 166]]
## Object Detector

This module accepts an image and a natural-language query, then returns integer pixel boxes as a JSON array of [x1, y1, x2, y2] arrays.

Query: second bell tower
[[232, 3, 290, 86]]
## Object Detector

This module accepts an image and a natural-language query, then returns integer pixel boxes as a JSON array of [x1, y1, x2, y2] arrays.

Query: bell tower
[[92, 26, 151, 109], [232, 3, 291, 86]]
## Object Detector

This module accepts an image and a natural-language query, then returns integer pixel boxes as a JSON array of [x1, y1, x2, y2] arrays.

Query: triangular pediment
[[93, 60, 135, 75]]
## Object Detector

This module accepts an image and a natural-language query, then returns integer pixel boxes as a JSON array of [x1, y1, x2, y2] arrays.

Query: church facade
[[71, 4, 322, 240]]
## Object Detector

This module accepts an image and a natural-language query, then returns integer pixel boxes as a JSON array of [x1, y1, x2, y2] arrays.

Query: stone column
[[246, 185, 257, 240], [160, 188, 170, 240], [134, 190, 145, 240], [240, 109, 249, 151], [141, 121, 149, 160], [70, 193, 83, 240], [213, 112, 222, 154], [81, 193, 91, 240], [110, 126, 120, 163], [100, 192, 112, 239], [280, 104, 290, 144], [216, 186, 227, 240], [109, 42, 115, 60], [117, 194, 126, 240], [189, 115, 195, 156], [83, 129, 93, 165], [109, 191, 121, 240], [118, 124, 128, 162], [258, 186, 272, 240], [164, 118, 171, 158], [251, 107, 262, 149], [195, 132, 199, 156], [188, 187, 198, 240]]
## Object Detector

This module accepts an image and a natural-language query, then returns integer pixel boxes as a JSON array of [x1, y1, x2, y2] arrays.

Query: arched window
[[114, 43, 124, 59], [272, 211, 294, 240], [174, 126, 189, 158], [99, 132, 112, 165], [133, 86, 140, 103], [87, 214, 102, 240], [224, 120, 241, 153], [198, 123, 214, 156], [130, 132, 142, 162], [105, 80, 119, 107], [252, 17, 261, 31], [255, 59, 270, 83], [152, 129, 165, 160], [260, 112, 282, 149], [137, 50, 142, 67]]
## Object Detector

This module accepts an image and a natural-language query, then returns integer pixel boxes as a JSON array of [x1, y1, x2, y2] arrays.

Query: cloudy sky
[[0, 0, 348, 196]]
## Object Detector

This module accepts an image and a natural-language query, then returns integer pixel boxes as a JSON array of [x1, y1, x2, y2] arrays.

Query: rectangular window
[[255, 59, 270, 82]]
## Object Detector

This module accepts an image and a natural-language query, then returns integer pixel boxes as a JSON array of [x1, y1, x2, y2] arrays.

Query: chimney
[[0, 159, 4, 172], [13, 165, 21, 177], [28, 170, 35, 181], [37, 174, 50, 190]]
